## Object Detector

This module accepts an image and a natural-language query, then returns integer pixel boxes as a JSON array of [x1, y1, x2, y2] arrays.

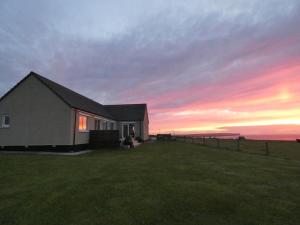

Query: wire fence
[[156, 135, 300, 160]]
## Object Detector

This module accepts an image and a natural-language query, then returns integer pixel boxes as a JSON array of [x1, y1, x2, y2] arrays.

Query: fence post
[[217, 138, 220, 148], [237, 139, 240, 151], [203, 137, 206, 146], [265, 142, 269, 156]]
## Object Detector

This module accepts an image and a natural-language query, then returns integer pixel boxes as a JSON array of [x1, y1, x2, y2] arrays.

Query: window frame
[[1, 115, 10, 128]]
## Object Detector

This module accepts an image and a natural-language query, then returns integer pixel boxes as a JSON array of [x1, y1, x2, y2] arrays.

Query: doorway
[[122, 123, 135, 138]]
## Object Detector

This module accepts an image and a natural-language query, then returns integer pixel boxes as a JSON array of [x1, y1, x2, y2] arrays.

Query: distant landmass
[[184, 133, 240, 137], [182, 133, 300, 141]]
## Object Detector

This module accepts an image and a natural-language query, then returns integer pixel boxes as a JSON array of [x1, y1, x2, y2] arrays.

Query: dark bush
[[123, 136, 134, 148]]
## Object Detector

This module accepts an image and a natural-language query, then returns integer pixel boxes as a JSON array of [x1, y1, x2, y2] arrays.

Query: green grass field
[[1, 142, 300, 225]]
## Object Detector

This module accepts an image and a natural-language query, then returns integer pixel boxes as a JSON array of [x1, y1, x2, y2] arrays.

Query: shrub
[[123, 136, 133, 147]]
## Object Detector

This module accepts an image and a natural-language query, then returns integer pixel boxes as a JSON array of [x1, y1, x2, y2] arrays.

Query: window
[[110, 122, 114, 130], [79, 115, 88, 131], [94, 119, 114, 131], [1, 115, 10, 128], [107, 122, 110, 130], [95, 119, 101, 130], [94, 120, 98, 130], [103, 121, 108, 130], [123, 124, 129, 138]]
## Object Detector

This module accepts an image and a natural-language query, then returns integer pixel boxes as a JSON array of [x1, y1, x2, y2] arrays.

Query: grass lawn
[[0, 141, 300, 225]]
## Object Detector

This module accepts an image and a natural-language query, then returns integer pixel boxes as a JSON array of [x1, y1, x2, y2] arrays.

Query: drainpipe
[[73, 109, 77, 146], [140, 120, 142, 140]]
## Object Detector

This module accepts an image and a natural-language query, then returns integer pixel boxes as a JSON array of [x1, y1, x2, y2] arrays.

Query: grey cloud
[[0, 0, 300, 108]]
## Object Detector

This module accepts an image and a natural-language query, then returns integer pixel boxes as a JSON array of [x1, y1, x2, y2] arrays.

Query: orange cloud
[[149, 63, 300, 135]]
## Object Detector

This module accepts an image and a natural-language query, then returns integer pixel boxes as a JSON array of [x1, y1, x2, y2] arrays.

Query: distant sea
[[184, 133, 300, 141], [245, 134, 300, 141]]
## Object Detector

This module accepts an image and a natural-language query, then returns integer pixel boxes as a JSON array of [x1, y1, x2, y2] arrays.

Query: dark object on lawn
[[297, 139, 300, 143], [135, 136, 143, 143], [238, 136, 246, 140], [123, 136, 134, 148], [157, 134, 172, 141]]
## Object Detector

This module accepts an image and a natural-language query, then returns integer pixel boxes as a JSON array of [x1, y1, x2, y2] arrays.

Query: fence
[[165, 136, 298, 157], [89, 130, 120, 148]]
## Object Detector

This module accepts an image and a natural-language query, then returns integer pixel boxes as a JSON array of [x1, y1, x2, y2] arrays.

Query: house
[[0, 72, 149, 151]]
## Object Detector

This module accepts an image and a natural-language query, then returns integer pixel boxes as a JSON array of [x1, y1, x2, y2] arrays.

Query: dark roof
[[0, 71, 147, 121], [104, 104, 147, 121], [32, 72, 113, 119]]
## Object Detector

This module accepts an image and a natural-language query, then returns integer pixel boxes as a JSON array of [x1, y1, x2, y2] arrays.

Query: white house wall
[[0, 75, 73, 146], [142, 108, 149, 140]]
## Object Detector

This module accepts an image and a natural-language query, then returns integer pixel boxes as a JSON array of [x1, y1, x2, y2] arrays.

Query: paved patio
[[0, 150, 93, 156]]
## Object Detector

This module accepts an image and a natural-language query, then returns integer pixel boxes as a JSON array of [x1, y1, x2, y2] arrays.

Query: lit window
[[1, 115, 10, 128], [79, 115, 87, 131]]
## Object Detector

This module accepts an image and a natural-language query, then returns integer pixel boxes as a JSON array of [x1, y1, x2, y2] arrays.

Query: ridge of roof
[[104, 103, 146, 106]]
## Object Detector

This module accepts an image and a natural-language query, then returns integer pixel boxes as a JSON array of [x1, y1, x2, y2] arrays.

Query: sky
[[0, 0, 300, 135]]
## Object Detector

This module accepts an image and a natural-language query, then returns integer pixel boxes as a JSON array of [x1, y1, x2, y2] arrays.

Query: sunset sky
[[1, 0, 300, 135]]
